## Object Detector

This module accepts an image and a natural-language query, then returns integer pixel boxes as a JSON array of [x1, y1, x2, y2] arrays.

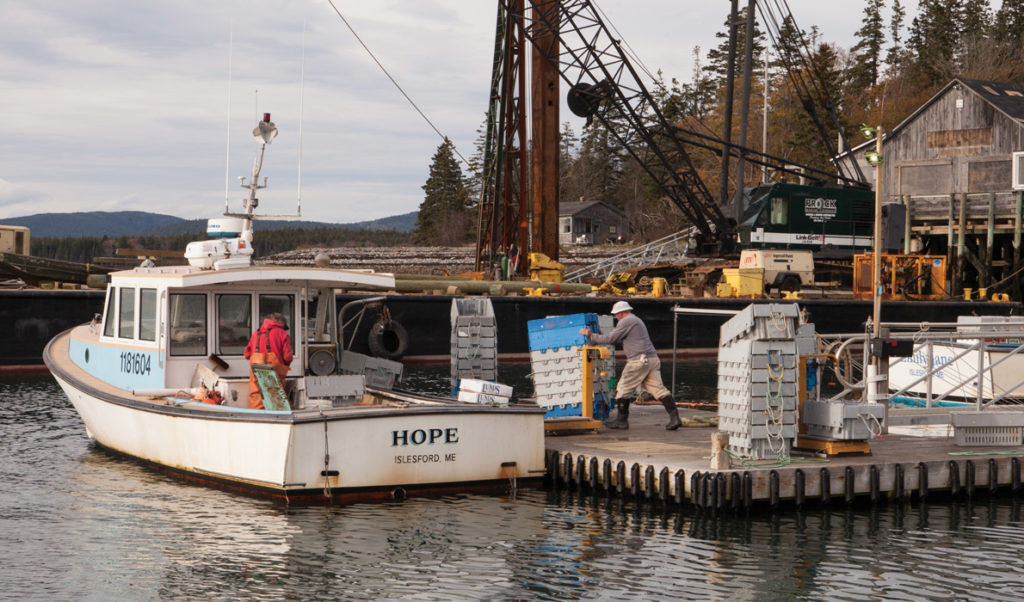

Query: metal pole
[[734, 0, 756, 221], [672, 309, 678, 396], [871, 131, 882, 341], [869, 130, 886, 430], [718, 0, 739, 208], [761, 49, 769, 184]]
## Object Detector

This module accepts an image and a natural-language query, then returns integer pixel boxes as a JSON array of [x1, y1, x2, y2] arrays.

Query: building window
[[139, 288, 157, 342], [560, 218, 571, 233], [609, 225, 617, 234], [258, 294, 295, 352], [103, 287, 117, 337], [119, 287, 135, 339], [169, 293, 207, 356], [218, 294, 252, 355]]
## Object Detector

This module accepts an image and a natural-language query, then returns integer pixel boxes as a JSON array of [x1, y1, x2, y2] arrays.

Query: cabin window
[[118, 287, 136, 339], [168, 293, 207, 356], [139, 288, 157, 342], [770, 197, 788, 226], [258, 294, 295, 352], [217, 294, 252, 355], [560, 218, 571, 234], [103, 287, 117, 337]]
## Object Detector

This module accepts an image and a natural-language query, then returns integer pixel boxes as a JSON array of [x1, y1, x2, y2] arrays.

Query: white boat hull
[[888, 341, 1024, 403], [48, 336, 546, 504]]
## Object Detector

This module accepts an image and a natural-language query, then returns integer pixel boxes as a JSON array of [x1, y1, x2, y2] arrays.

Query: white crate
[[458, 378, 513, 398], [456, 390, 509, 406]]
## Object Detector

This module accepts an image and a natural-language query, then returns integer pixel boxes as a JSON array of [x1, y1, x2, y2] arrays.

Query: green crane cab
[[736, 183, 902, 259]]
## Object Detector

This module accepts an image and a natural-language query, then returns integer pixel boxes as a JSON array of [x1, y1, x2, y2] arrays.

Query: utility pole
[[735, 0, 756, 221], [864, 125, 887, 430], [718, 0, 739, 209]]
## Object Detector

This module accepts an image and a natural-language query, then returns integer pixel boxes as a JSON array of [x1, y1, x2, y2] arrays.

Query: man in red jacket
[[244, 312, 293, 409]]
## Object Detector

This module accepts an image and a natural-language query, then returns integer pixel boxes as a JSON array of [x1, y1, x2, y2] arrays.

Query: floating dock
[[543, 404, 1024, 509]]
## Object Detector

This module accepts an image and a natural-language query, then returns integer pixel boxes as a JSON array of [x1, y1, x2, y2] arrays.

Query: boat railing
[[887, 333, 1024, 409], [879, 323, 1024, 409], [816, 323, 1024, 409]]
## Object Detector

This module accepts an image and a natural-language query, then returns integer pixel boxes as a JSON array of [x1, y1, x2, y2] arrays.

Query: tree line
[[414, 0, 1024, 245], [31, 227, 412, 263]]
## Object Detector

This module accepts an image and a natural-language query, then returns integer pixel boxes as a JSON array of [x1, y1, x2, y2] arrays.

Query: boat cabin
[[70, 264, 394, 406]]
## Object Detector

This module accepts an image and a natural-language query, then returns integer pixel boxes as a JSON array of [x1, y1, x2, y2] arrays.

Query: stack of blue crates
[[527, 313, 613, 420]]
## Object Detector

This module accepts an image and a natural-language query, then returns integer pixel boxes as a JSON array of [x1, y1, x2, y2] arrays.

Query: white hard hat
[[611, 300, 633, 314]]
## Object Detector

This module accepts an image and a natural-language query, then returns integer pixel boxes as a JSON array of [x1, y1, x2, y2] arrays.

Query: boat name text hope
[[392, 428, 460, 464]]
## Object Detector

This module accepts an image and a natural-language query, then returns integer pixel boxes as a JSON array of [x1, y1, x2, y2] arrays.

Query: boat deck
[[543, 404, 1024, 509]]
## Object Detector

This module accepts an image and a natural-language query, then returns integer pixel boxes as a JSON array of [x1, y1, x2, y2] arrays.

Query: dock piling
[[870, 465, 880, 504], [845, 466, 856, 504], [674, 470, 685, 505], [894, 464, 905, 502], [918, 462, 929, 502]]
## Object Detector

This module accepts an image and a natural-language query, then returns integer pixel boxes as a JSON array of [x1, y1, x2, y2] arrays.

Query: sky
[[0, 0, 922, 225]]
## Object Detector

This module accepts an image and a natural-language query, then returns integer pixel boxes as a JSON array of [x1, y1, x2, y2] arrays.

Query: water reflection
[[4, 374, 1024, 600]]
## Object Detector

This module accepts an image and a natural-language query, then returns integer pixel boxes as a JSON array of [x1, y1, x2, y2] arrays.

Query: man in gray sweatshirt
[[579, 301, 681, 430]]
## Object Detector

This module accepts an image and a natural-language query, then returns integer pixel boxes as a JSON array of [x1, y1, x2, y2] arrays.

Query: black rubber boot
[[605, 398, 630, 429], [660, 395, 682, 430]]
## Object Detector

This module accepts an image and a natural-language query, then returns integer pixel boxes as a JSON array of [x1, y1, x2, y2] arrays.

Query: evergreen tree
[[885, 0, 906, 70], [565, 119, 623, 207], [703, 5, 766, 85], [908, 0, 964, 83], [960, 0, 993, 42], [464, 118, 489, 205], [414, 139, 472, 246], [558, 121, 579, 205], [684, 46, 718, 119], [994, 0, 1024, 43], [848, 0, 886, 94]]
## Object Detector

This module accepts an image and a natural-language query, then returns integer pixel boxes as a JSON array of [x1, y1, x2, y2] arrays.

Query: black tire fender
[[367, 319, 409, 360]]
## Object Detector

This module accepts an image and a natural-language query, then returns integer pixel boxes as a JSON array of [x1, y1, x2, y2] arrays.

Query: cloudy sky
[[0, 0, 920, 224]]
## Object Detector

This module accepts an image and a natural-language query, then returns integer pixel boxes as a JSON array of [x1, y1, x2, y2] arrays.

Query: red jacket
[[244, 318, 293, 365]]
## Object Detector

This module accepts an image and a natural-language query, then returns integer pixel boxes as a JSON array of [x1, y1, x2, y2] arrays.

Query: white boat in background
[[44, 115, 545, 504], [888, 315, 1024, 406]]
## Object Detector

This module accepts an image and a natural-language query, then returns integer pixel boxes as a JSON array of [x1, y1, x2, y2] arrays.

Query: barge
[[3, 286, 1020, 371]]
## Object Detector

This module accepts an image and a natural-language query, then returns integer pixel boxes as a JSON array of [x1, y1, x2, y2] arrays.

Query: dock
[[542, 404, 1024, 509]]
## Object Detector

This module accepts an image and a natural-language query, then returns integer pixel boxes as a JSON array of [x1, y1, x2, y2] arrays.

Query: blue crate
[[544, 402, 582, 418], [542, 396, 615, 420], [527, 313, 600, 351]]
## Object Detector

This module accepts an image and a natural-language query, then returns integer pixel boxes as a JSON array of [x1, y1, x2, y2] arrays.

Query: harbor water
[[3, 369, 1024, 600]]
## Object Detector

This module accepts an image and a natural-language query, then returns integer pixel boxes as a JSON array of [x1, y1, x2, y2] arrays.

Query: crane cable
[[324, 0, 471, 167]]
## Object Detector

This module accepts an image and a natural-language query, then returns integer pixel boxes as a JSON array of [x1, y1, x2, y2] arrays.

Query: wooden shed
[[836, 77, 1024, 296], [558, 201, 628, 245]]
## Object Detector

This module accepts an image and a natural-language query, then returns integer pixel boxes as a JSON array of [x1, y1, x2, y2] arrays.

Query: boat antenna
[[224, 20, 234, 213], [230, 113, 278, 240], [297, 19, 306, 217]]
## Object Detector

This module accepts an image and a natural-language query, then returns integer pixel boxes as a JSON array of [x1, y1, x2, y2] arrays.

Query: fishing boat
[[887, 316, 1024, 407], [44, 115, 545, 504]]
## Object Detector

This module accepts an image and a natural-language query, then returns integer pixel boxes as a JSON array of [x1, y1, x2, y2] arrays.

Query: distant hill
[[5, 211, 185, 238], [3, 210, 418, 238]]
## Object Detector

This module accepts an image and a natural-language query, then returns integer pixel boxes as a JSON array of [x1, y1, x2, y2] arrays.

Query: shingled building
[[837, 78, 1024, 297]]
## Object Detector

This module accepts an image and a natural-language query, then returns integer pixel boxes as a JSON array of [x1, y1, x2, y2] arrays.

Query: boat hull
[[888, 341, 1024, 403], [46, 334, 546, 504]]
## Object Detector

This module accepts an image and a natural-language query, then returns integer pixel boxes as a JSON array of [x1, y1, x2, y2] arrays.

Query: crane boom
[[499, 0, 734, 253]]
